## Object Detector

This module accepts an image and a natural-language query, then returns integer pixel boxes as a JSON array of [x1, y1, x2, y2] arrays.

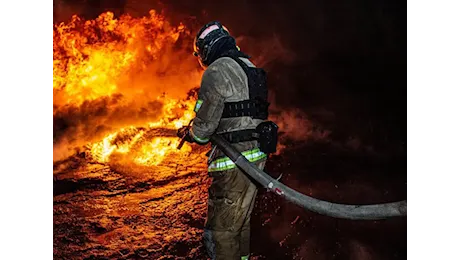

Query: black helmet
[[193, 21, 235, 67]]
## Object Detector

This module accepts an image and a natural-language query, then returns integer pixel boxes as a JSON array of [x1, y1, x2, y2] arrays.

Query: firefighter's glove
[[177, 126, 194, 143]]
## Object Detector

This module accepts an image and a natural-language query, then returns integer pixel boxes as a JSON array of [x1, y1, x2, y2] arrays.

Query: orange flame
[[53, 10, 202, 165]]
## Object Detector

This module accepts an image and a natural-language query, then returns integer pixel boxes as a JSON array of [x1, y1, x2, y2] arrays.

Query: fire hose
[[178, 125, 407, 220], [210, 135, 407, 220]]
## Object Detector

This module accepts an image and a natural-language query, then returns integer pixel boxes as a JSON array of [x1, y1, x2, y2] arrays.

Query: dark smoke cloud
[[235, 35, 296, 68], [53, 94, 162, 151]]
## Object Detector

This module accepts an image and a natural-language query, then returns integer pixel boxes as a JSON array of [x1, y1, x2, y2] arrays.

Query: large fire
[[53, 11, 203, 165]]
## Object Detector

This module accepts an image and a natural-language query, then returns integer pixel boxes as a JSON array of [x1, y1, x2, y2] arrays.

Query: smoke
[[235, 35, 296, 68], [235, 34, 331, 150], [53, 0, 85, 23], [270, 107, 330, 142], [268, 104, 331, 155], [53, 94, 162, 161]]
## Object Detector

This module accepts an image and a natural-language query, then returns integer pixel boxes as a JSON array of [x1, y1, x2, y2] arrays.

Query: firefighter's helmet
[[193, 21, 235, 67]]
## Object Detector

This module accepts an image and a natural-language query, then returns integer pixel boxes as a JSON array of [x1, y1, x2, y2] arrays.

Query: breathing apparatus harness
[[216, 52, 278, 155]]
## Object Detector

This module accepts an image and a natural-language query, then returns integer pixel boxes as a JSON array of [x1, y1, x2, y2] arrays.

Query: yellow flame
[[54, 10, 201, 166]]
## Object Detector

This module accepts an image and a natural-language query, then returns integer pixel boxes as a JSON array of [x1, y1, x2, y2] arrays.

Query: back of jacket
[[190, 56, 264, 159]]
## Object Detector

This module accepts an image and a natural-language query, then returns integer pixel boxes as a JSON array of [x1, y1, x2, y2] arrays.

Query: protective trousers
[[203, 160, 265, 260]]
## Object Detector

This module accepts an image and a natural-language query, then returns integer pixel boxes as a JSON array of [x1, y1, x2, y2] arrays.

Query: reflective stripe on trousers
[[208, 148, 267, 172]]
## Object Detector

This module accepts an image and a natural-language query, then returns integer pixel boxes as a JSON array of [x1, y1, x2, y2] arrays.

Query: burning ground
[[53, 143, 210, 259], [54, 3, 406, 259], [52, 11, 210, 259]]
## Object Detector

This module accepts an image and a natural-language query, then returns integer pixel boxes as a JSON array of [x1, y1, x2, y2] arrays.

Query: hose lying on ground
[[210, 135, 407, 220]]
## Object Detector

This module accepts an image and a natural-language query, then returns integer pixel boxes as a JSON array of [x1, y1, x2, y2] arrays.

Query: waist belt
[[218, 129, 259, 143]]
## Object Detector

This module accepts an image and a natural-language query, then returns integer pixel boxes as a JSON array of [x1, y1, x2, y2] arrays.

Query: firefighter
[[177, 21, 272, 260]]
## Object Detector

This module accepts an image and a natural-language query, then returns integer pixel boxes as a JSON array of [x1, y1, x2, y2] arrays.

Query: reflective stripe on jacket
[[208, 148, 266, 172]]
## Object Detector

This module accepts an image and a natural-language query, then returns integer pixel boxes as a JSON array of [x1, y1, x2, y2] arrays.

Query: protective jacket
[[190, 56, 267, 172]]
